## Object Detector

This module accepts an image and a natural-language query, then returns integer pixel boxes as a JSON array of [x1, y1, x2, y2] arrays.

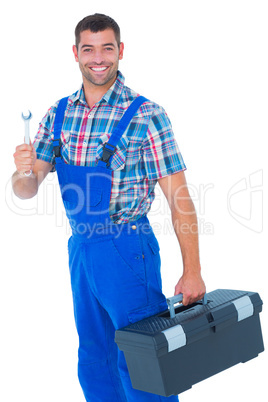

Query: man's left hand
[[174, 271, 206, 306]]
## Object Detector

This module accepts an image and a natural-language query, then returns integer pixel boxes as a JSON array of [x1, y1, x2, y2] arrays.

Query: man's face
[[73, 29, 124, 89]]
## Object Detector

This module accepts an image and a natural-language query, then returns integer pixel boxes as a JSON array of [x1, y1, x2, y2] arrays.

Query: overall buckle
[[53, 138, 62, 158], [100, 143, 116, 166]]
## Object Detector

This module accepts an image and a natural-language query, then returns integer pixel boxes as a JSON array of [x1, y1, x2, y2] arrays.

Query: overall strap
[[52, 95, 148, 163], [98, 96, 148, 167], [52, 96, 69, 158]]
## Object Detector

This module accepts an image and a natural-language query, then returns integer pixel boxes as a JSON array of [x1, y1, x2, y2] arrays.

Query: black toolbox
[[115, 289, 264, 396]]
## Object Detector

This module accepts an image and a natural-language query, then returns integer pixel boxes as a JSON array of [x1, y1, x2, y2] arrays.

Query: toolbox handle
[[167, 294, 208, 318]]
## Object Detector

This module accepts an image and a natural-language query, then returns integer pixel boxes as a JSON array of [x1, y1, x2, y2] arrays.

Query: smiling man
[[12, 13, 205, 402], [73, 26, 124, 105]]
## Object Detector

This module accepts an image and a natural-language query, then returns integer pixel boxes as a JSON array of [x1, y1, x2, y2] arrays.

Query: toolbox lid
[[115, 289, 263, 355]]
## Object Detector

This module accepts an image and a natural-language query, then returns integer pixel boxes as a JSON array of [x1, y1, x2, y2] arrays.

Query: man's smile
[[90, 66, 109, 72]]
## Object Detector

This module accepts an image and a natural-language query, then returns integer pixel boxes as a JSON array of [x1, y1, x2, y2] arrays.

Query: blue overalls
[[52, 96, 179, 402]]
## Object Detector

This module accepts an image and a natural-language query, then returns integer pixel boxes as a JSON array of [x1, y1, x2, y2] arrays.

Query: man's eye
[[105, 47, 113, 51]]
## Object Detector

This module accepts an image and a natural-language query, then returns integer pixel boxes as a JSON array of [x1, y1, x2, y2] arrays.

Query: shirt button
[[131, 225, 137, 230], [83, 141, 87, 145]]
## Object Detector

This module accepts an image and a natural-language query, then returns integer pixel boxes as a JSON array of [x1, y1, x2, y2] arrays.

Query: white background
[[1, 0, 267, 401]]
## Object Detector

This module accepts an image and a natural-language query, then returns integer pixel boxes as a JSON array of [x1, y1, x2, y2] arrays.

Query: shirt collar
[[102, 71, 125, 106], [70, 86, 87, 105], [70, 71, 125, 107]]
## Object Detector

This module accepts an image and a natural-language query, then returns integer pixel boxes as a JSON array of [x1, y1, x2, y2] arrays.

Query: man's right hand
[[13, 143, 37, 175], [12, 145, 52, 199]]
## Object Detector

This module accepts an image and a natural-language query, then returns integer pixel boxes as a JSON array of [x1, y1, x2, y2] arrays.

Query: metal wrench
[[21, 110, 32, 145], [21, 110, 33, 175]]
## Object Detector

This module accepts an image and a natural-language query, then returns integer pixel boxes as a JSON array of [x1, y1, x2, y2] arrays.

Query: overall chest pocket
[[96, 133, 129, 171], [62, 185, 102, 207]]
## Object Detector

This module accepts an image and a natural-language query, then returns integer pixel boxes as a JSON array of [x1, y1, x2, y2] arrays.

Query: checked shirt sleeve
[[143, 106, 186, 180], [33, 104, 58, 170]]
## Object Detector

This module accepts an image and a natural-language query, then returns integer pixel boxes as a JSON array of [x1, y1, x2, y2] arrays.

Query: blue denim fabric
[[68, 218, 178, 401]]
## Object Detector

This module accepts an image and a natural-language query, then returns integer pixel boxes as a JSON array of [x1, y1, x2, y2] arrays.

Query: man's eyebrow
[[102, 43, 116, 47], [80, 43, 116, 49], [81, 44, 93, 49]]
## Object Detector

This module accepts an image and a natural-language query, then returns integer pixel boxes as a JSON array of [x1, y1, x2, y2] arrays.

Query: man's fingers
[[13, 143, 36, 174], [15, 143, 32, 152], [182, 294, 191, 306], [183, 291, 206, 306]]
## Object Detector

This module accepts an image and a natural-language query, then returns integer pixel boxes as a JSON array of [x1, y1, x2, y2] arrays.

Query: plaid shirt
[[34, 71, 186, 223]]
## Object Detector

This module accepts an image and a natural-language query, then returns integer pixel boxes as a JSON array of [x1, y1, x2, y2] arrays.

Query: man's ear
[[72, 45, 79, 62], [119, 42, 124, 60]]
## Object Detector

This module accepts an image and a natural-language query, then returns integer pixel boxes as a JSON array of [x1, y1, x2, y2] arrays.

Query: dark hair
[[75, 13, 121, 48]]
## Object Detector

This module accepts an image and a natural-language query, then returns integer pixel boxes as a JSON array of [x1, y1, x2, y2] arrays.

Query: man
[[12, 13, 205, 402]]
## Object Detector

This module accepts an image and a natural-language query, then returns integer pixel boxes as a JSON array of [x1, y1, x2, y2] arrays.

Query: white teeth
[[91, 67, 108, 72]]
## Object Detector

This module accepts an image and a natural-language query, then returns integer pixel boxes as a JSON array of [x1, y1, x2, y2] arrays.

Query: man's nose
[[92, 50, 105, 64]]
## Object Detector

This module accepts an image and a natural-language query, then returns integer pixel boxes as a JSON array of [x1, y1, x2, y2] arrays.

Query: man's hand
[[12, 145, 52, 200], [174, 271, 206, 306], [13, 143, 37, 175]]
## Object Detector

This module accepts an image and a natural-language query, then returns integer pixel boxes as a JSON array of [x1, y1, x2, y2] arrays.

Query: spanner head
[[21, 110, 32, 120]]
